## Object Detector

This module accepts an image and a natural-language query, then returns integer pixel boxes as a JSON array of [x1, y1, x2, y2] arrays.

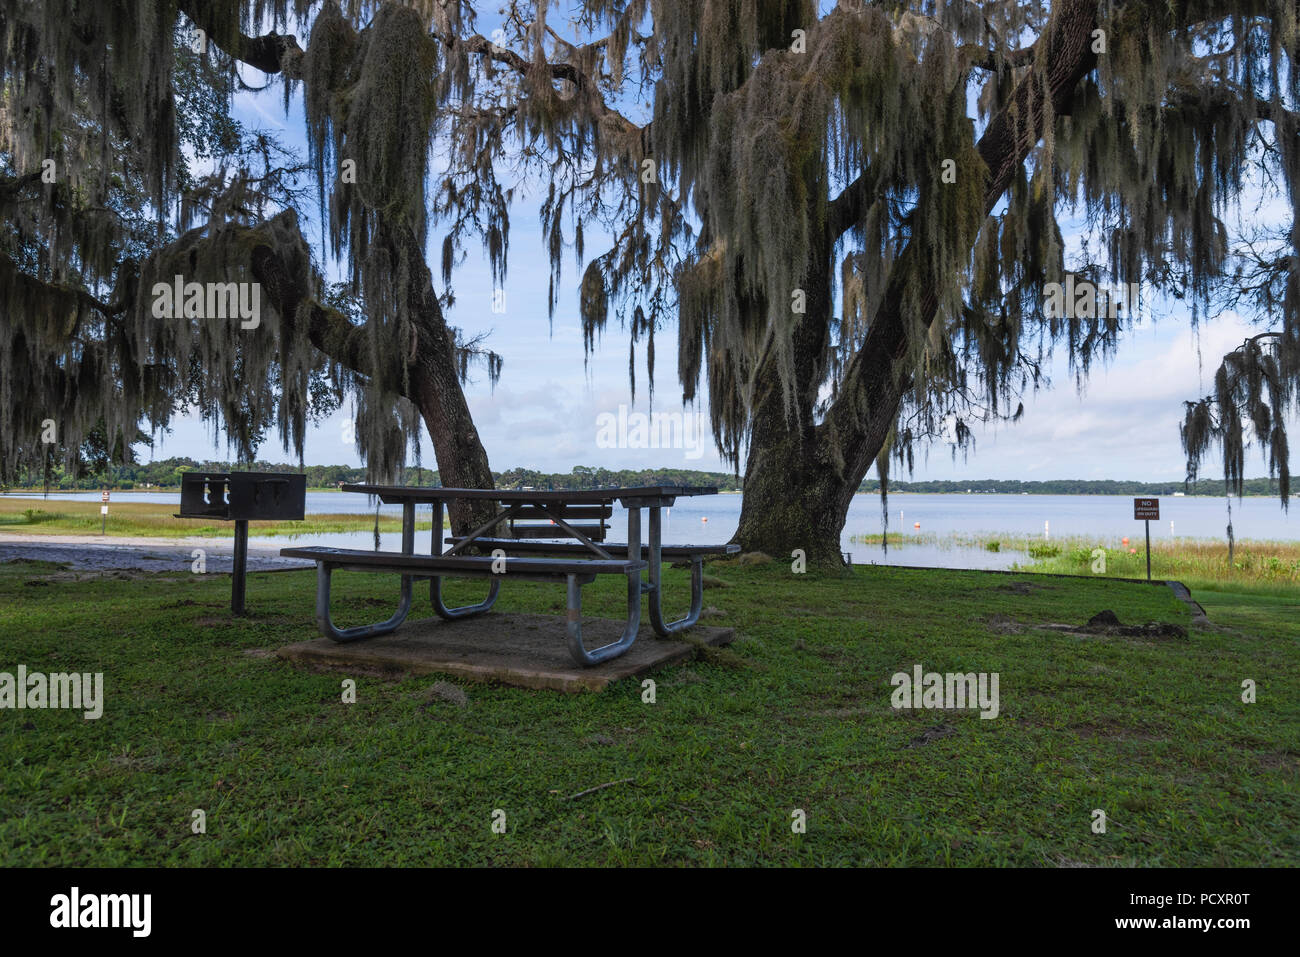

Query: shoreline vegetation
[[2, 457, 1297, 497], [5, 499, 1299, 592], [849, 530, 1300, 594]]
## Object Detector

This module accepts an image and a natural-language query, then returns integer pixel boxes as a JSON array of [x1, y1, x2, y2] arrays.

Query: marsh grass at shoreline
[[849, 529, 1300, 591]]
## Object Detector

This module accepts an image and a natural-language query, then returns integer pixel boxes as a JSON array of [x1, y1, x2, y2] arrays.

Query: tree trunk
[[250, 212, 498, 536], [395, 225, 498, 535], [730, 241, 851, 565], [179, 6, 499, 537]]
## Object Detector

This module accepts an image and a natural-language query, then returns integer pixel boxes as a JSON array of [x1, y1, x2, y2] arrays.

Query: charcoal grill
[[176, 471, 306, 614]]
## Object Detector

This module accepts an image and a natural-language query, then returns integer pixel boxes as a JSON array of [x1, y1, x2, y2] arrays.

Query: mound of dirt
[[1084, 610, 1187, 639]]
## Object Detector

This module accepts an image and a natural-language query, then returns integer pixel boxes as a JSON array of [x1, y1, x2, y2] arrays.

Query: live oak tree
[[0, 0, 516, 530], [461, 0, 1299, 563], [6, 2, 1297, 557]]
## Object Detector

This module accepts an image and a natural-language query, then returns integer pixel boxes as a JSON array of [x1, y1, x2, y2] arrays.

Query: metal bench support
[[646, 507, 705, 635], [566, 507, 643, 665], [430, 576, 501, 620], [316, 560, 414, 642]]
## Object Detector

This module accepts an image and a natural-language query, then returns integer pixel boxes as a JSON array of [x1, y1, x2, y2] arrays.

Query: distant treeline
[[2, 458, 744, 492], [857, 477, 1293, 496], [4, 458, 1289, 497]]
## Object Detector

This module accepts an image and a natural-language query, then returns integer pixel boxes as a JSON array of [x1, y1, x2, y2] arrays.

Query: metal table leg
[[645, 505, 704, 636], [429, 498, 500, 619]]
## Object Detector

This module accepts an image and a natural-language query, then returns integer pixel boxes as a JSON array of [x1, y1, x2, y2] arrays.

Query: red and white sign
[[101, 490, 110, 503]]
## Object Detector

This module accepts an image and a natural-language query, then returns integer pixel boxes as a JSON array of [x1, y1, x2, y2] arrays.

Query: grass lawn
[[0, 556, 1295, 866]]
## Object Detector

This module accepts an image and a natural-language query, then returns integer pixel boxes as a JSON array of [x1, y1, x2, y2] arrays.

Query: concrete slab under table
[[275, 612, 736, 693]]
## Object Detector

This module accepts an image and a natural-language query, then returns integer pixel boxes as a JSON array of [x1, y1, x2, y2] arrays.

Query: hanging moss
[[7, 0, 1300, 506], [557, 0, 1300, 508], [1, 0, 513, 485]]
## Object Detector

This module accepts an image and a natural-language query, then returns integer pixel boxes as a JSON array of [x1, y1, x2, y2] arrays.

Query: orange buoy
[[1121, 536, 1130, 546], [1129, 548, 1137, 554], [702, 516, 708, 523], [914, 522, 921, 529]]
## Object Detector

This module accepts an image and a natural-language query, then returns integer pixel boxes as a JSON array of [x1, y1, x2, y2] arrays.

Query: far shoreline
[[2, 487, 1295, 499]]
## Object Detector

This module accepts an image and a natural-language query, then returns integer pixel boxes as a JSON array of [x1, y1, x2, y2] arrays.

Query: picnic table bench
[[280, 485, 737, 666]]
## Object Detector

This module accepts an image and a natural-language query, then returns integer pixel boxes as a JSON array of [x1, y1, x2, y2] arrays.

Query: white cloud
[[914, 311, 1293, 482]]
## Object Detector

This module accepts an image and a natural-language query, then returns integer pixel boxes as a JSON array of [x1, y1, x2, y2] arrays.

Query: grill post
[[232, 519, 249, 615], [175, 471, 305, 616]]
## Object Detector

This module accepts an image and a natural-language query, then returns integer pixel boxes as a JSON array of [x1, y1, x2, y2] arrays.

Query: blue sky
[[147, 8, 1297, 483]]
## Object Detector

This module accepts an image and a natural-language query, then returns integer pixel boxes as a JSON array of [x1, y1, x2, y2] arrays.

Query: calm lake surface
[[7, 489, 1297, 570]]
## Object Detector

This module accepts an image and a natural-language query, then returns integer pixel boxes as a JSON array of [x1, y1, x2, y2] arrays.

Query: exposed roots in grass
[[678, 632, 750, 669]]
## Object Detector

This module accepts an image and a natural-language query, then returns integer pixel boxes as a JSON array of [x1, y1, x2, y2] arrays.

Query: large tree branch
[[827, 165, 883, 242], [958, 42, 1037, 72], [242, 218, 381, 388], [828, 41, 1037, 239], [0, 248, 125, 319], [175, 0, 304, 77], [441, 30, 646, 147], [1165, 80, 1300, 127], [822, 0, 1102, 465]]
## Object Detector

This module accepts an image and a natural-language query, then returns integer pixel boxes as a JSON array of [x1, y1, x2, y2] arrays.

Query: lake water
[[6, 489, 1296, 570]]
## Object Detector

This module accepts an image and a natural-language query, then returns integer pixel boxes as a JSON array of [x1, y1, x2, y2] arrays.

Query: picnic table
[[280, 485, 738, 666]]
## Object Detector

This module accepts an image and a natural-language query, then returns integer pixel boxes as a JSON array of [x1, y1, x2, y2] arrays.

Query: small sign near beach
[[1134, 497, 1159, 520], [101, 490, 110, 503]]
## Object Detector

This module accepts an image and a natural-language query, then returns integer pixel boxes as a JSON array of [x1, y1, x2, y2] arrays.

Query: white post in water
[[1170, 520, 1174, 537], [1044, 520, 1050, 540]]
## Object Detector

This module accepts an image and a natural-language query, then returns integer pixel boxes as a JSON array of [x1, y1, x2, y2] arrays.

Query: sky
[[143, 7, 1297, 484]]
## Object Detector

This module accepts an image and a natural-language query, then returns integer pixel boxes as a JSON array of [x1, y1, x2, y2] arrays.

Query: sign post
[[1133, 497, 1160, 580], [101, 489, 109, 535]]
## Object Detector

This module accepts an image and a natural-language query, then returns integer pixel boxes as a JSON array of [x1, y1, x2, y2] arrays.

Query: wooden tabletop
[[341, 484, 719, 505]]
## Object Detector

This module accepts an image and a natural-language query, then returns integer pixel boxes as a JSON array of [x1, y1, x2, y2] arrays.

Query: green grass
[[1, 557, 1295, 866]]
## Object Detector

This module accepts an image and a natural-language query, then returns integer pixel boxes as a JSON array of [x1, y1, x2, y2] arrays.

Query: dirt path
[[0, 533, 310, 572]]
